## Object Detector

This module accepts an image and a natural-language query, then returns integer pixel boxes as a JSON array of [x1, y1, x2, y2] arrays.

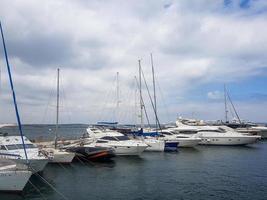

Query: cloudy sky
[[0, 0, 267, 124]]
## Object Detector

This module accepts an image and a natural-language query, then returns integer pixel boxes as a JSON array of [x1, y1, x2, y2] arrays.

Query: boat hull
[[198, 136, 261, 145], [0, 170, 31, 192], [48, 149, 75, 164], [177, 138, 201, 147], [112, 145, 148, 155], [164, 141, 179, 151], [66, 146, 115, 161], [144, 139, 165, 152], [16, 158, 48, 173]]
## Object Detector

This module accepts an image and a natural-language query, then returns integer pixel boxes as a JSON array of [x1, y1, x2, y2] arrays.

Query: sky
[[0, 0, 267, 124]]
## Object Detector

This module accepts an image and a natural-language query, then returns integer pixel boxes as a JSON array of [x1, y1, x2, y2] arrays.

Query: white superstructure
[[0, 135, 48, 173]]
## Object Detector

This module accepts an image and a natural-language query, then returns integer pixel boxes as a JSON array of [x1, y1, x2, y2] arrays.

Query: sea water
[[0, 125, 267, 200]]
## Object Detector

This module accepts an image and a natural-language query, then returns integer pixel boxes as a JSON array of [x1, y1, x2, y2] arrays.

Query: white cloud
[[0, 0, 266, 123], [207, 91, 224, 100]]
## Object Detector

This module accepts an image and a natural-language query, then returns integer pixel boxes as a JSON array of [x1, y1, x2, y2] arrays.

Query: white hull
[[0, 170, 31, 192], [198, 136, 260, 145], [16, 158, 48, 173], [50, 151, 75, 163], [109, 145, 147, 156], [144, 139, 165, 152], [177, 138, 201, 147], [42, 148, 75, 163]]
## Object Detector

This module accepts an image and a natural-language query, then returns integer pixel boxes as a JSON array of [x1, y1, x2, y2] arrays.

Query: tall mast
[[55, 68, 60, 148], [0, 22, 28, 162], [150, 53, 157, 129], [138, 60, 144, 129], [134, 77, 138, 126], [116, 72, 119, 122], [224, 84, 228, 122]]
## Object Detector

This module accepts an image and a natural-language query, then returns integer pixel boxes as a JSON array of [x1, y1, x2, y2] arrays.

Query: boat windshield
[[178, 130, 198, 134], [115, 136, 130, 141], [198, 128, 226, 133], [100, 136, 117, 141], [5, 144, 36, 150], [161, 132, 173, 135]]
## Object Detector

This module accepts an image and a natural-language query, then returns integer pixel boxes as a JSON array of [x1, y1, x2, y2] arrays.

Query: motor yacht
[[85, 127, 148, 156], [0, 135, 48, 173], [0, 158, 32, 192], [176, 119, 261, 145], [197, 126, 261, 145]]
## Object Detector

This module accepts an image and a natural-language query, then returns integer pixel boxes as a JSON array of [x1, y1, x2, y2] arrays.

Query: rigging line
[[97, 74, 117, 121], [28, 180, 47, 200], [140, 68, 162, 131], [155, 78, 172, 123], [0, 21, 28, 163], [135, 76, 151, 127], [41, 73, 57, 124], [226, 89, 242, 123], [61, 74, 72, 123], [33, 171, 69, 200]]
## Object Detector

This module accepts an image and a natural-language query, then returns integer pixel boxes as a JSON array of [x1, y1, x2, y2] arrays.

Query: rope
[[28, 180, 47, 200], [33, 170, 69, 200]]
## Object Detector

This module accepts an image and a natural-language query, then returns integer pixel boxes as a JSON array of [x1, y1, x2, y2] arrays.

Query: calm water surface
[[1, 125, 267, 200]]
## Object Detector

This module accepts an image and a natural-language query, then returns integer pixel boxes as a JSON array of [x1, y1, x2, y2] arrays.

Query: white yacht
[[236, 126, 267, 139], [0, 135, 48, 173], [176, 119, 261, 145], [0, 159, 32, 192], [197, 126, 261, 145], [160, 129, 201, 147], [85, 128, 148, 156]]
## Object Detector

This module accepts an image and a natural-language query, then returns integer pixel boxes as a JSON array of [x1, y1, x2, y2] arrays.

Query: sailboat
[[0, 21, 48, 173], [136, 57, 178, 151], [38, 69, 75, 163], [0, 21, 32, 192], [223, 85, 267, 139]]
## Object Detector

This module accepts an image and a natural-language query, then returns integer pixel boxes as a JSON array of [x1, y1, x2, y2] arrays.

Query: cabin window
[[176, 136, 188, 138], [100, 136, 117, 141], [96, 140, 108, 143], [161, 132, 172, 135], [5, 144, 36, 150], [116, 136, 130, 141], [0, 145, 7, 150]]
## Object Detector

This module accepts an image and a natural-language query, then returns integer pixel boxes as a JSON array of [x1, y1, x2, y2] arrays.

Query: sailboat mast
[[0, 22, 29, 163], [150, 53, 157, 129], [55, 68, 60, 148], [116, 72, 119, 122], [138, 60, 144, 129], [224, 84, 228, 122]]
